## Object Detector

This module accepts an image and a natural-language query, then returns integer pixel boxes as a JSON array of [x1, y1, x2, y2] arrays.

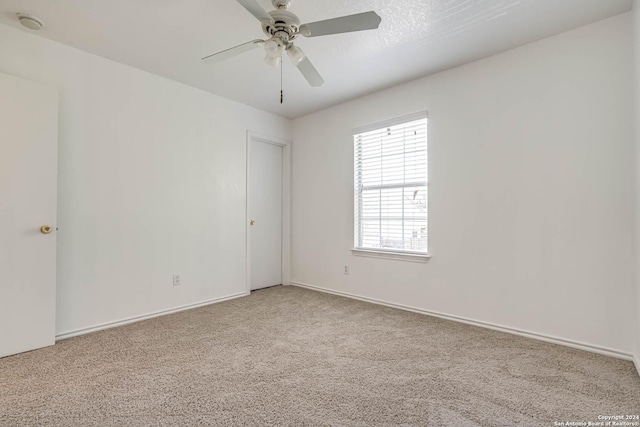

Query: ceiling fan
[[202, 0, 382, 88]]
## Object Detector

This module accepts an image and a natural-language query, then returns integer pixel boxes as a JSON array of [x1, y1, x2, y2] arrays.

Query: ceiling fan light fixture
[[202, 0, 382, 88], [264, 38, 285, 59], [264, 38, 280, 53], [287, 44, 305, 66], [263, 54, 282, 68]]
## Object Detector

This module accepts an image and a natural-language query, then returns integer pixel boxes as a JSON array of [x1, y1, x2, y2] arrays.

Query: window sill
[[351, 248, 431, 263]]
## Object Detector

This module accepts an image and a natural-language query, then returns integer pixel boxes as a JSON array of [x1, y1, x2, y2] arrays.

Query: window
[[353, 112, 428, 258]]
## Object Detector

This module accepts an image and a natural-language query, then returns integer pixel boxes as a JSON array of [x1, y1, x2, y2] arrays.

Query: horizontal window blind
[[354, 112, 428, 254]]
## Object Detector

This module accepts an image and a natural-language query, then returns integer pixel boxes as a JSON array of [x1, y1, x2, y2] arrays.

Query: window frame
[[351, 111, 430, 262]]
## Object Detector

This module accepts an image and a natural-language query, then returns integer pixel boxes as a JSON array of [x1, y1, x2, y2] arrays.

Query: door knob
[[40, 225, 52, 234], [250, 220, 256, 226]]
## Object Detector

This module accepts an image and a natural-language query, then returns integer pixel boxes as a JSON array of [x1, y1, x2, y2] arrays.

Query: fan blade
[[237, 0, 274, 23], [297, 57, 324, 87], [299, 11, 381, 37], [202, 40, 263, 64]]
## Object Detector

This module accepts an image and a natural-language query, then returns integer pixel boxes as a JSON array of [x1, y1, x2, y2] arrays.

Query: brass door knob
[[250, 220, 256, 226], [40, 225, 52, 234]]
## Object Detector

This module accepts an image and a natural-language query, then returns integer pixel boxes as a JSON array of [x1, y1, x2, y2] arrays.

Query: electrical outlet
[[173, 274, 182, 286], [344, 265, 349, 275]]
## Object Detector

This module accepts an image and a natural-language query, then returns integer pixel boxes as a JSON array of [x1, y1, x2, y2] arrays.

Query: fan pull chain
[[280, 62, 284, 104]]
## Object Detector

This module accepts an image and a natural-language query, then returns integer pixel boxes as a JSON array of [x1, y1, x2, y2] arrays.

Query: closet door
[[0, 73, 58, 358], [248, 138, 282, 290]]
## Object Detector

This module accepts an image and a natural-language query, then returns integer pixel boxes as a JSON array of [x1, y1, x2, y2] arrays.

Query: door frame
[[245, 131, 291, 293]]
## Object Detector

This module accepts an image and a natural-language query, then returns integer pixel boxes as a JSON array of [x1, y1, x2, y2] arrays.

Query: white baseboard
[[634, 354, 640, 377], [55, 291, 249, 341], [292, 281, 635, 363]]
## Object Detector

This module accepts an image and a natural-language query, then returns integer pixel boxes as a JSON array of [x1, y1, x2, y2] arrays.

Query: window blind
[[354, 112, 428, 254]]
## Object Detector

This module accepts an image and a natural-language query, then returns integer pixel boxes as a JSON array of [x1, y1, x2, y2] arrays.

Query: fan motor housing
[[262, 9, 300, 41]]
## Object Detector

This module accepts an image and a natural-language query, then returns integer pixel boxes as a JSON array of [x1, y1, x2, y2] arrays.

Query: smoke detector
[[17, 13, 43, 31]]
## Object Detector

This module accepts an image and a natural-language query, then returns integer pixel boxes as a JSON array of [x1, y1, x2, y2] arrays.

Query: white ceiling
[[0, 0, 633, 119]]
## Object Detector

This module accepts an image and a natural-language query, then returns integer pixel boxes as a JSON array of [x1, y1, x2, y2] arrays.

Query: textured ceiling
[[0, 0, 633, 118]]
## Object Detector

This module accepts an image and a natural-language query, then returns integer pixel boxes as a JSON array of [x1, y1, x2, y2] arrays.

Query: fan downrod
[[271, 0, 291, 9]]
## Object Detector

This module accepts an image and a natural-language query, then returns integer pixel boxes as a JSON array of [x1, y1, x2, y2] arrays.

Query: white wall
[[292, 14, 635, 355], [0, 24, 291, 336]]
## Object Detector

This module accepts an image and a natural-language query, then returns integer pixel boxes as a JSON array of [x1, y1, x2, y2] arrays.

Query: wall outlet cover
[[173, 274, 182, 286]]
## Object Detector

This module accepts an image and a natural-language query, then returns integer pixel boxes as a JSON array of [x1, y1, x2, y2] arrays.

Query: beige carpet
[[1, 286, 638, 426]]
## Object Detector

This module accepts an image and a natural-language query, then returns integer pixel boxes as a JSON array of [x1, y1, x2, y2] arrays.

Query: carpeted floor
[[1, 285, 638, 426]]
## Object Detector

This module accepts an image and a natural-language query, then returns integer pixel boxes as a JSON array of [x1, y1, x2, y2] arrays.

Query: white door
[[0, 73, 58, 358], [248, 138, 282, 290]]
